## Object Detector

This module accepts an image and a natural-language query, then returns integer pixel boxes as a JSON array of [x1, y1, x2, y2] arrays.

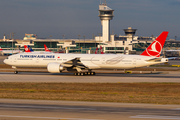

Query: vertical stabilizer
[[44, 44, 51, 52], [140, 31, 169, 57], [24, 45, 31, 52]]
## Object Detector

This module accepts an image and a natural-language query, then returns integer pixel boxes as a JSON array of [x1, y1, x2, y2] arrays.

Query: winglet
[[140, 31, 169, 57]]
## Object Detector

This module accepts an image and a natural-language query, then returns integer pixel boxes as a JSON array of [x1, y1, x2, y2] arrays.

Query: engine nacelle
[[161, 58, 168, 63], [47, 62, 64, 73]]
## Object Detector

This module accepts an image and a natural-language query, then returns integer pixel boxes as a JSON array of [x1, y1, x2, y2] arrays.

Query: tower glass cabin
[[98, 3, 114, 42]]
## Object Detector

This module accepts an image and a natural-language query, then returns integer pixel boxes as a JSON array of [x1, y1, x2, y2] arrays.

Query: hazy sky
[[0, 0, 180, 39]]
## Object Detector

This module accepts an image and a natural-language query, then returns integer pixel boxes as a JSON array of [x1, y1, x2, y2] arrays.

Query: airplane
[[27, 45, 34, 52], [95, 47, 98, 54], [95, 46, 104, 54], [100, 46, 104, 54], [44, 44, 51, 52], [44, 44, 65, 53], [4, 31, 169, 75], [0, 47, 22, 55], [24, 45, 32, 52]]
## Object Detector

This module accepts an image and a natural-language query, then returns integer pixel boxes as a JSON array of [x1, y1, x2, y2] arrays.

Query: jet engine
[[47, 62, 64, 73]]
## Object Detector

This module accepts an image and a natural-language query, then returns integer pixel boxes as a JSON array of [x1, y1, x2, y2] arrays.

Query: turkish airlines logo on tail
[[45, 47, 48, 51], [25, 47, 29, 51], [146, 40, 162, 57], [140, 31, 168, 57]]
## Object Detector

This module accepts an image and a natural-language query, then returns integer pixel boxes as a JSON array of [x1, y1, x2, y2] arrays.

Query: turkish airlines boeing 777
[[4, 31, 169, 75]]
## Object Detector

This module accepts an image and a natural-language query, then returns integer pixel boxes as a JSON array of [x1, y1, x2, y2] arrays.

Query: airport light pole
[[50, 35, 52, 50], [175, 36, 177, 40], [83, 35, 85, 49], [11, 32, 15, 55], [99, 33, 101, 53], [78, 35, 81, 49]]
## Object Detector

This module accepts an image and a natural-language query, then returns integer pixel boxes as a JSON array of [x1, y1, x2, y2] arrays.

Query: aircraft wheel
[[93, 72, 96, 75], [14, 71, 18, 74], [91, 72, 94, 75], [74, 73, 77, 76], [77, 73, 81, 76], [80, 73, 84, 76]]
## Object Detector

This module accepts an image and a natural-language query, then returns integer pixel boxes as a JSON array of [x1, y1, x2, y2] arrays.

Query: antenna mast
[[100, 0, 106, 5]]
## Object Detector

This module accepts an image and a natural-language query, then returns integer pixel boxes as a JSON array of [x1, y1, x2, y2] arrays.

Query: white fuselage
[[0, 50, 22, 55], [4, 52, 168, 70]]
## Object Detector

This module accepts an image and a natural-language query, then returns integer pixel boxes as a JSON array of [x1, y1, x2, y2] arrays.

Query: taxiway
[[0, 99, 180, 120], [0, 71, 180, 83]]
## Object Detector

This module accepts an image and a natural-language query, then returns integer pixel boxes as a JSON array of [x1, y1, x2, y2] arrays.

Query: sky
[[0, 0, 180, 40]]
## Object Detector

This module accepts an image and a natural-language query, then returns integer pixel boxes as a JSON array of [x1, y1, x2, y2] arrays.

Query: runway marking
[[0, 104, 95, 110], [0, 115, 102, 120], [172, 108, 180, 110], [130, 115, 180, 119]]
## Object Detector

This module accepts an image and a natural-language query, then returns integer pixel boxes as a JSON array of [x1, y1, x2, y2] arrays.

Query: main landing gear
[[74, 72, 96, 76], [14, 71, 18, 74]]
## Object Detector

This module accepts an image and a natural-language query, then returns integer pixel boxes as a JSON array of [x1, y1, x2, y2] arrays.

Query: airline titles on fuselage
[[20, 55, 55, 58]]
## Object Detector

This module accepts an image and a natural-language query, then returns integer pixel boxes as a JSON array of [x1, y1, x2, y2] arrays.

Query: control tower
[[123, 27, 137, 37], [99, 0, 114, 42]]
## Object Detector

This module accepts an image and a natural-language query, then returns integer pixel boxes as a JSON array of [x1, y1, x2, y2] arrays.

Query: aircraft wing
[[146, 58, 162, 62], [60, 57, 87, 69], [146, 58, 168, 62], [60, 57, 100, 71]]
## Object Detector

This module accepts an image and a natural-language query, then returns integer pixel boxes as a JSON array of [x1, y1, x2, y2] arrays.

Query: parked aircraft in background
[[4, 31, 169, 75], [27, 45, 34, 52], [44, 44, 51, 52], [24, 45, 32, 52], [0, 47, 22, 55], [44, 44, 64, 53], [95, 47, 98, 54], [95, 46, 104, 54]]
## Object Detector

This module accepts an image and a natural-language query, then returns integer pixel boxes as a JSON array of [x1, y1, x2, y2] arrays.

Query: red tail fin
[[44, 44, 51, 52], [140, 31, 168, 57], [0, 47, 2, 51], [24, 45, 31, 52], [100, 46, 104, 54], [95, 47, 98, 54]]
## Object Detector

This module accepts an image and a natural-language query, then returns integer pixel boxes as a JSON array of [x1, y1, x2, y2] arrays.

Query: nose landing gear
[[12, 66, 18, 74]]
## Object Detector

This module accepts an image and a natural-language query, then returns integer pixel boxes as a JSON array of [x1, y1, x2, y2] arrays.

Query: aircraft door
[[35, 58, 39, 65], [101, 57, 106, 64], [13, 56, 17, 63], [133, 58, 136, 67]]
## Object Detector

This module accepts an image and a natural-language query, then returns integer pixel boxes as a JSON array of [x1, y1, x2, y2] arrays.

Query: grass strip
[[0, 82, 180, 104]]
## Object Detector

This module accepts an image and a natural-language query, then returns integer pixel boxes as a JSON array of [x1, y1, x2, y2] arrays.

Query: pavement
[[0, 55, 180, 120], [0, 71, 180, 83], [0, 99, 180, 120]]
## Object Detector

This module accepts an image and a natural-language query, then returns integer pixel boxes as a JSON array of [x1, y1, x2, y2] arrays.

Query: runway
[[0, 99, 180, 120], [0, 56, 180, 120], [0, 71, 180, 83]]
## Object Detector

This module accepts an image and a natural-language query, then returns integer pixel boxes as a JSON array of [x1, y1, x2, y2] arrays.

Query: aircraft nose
[[3, 59, 8, 64]]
